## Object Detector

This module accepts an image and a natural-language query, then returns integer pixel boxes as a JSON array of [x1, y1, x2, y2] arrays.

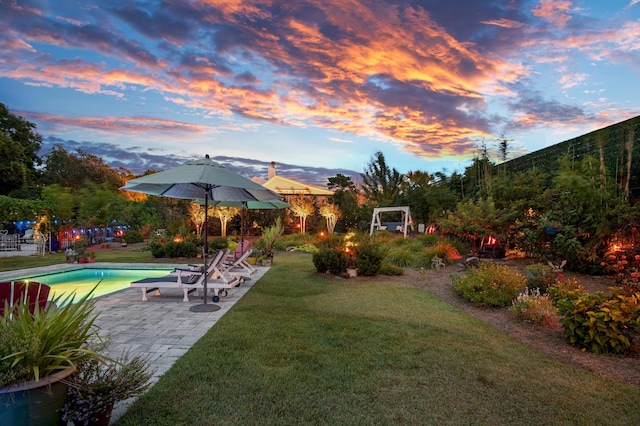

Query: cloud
[[328, 137, 353, 144], [1, 0, 638, 167], [20, 111, 211, 136], [39, 136, 358, 186], [532, 0, 574, 28], [481, 19, 525, 29]]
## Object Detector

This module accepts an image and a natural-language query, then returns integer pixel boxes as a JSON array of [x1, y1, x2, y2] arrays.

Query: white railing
[[0, 233, 21, 251]]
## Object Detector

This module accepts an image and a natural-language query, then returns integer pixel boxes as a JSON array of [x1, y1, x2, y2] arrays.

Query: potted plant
[[72, 238, 89, 255], [345, 254, 358, 277], [247, 248, 262, 266], [257, 217, 284, 266], [86, 251, 97, 263], [78, 254, 88, 264], [0, 290, 102, 426], [65, 247, 78, 263], [61, 346, 155, 426]]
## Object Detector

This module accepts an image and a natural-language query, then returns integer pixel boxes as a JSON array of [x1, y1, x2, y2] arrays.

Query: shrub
[[555, 287, 640, 354], [383, 245, 422, 268], [148, 240, 165, 258], [313, 234, 342, 250], [208, 236, 228, 251], [425, 242, 463, 264], [452, 263, 526, 307], [166, 241, 198, 258], [151, 241, 198, 258], [546, 277, 583, 305], [122, 230, 144, 244], [287, 244, 319, 254], [602, 250, 640, 294], [356, 239, 385, 276], [278, 234, 321, 251], [509, 287, 559, 327], [525, 264, 557, 293], [312, 247, 347, 275], [379, 263, 404, 276]]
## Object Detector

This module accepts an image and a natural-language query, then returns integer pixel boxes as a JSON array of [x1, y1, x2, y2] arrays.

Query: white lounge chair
[[131, 250, 239, 302], [223, 248, 258, 277], [131, 268, 206, 302]]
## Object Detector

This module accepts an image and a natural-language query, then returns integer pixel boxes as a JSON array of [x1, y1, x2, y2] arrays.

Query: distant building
[[502, 115, 640, 199], [251, 161, 335, 198]]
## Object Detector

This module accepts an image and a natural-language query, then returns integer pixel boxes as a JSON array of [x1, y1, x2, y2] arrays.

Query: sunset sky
[[1, 0, 639, 185]]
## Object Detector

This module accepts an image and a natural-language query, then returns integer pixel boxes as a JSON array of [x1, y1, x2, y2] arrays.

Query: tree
[[0, 133, 26, 195], [212, 206, 240, 237], [327, 174, 356, 191], [0, 195, 50, 230], [360, 151, 403, 206], [188, 203, 211, 238], [77, 182, 125, 232], [327, 173, 362, 232], [42, 145, 126, 190], [398, 170, 432, 225], [289, 195, 315, 234], [462, 143, 495, 200], [439, 197, 503, 253], [41, 184, 76, 228], [0, 104, 42, 195], [318, 201, 342, 234]]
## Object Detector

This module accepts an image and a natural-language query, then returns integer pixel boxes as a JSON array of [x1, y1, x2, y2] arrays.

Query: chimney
[[268, 161, 277, 179]]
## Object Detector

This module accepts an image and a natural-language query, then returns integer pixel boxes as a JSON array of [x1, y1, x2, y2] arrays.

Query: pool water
[[16, 268, 173, 302]]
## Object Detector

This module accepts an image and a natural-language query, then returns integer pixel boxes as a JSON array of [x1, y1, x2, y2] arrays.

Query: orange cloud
[[532, 0, 574, 27], [7, 0, 636, 166]]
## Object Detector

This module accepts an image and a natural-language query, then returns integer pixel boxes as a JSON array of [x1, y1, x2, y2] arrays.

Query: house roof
[[252, 175, 334, 196]]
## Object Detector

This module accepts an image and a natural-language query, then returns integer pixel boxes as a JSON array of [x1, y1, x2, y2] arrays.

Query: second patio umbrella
[[121, 155, 280, 312], [205, 199, 291, 254]]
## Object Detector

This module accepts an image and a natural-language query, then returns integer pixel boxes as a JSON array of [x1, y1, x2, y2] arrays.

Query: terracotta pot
[[78, 257, 87, 264], [0, 367, 75, 426]]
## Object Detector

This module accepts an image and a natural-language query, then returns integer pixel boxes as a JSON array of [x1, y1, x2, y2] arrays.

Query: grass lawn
[[115, 251, 640, 425]]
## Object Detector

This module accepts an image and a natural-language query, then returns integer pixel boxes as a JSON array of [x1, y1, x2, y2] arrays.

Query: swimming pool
[[14, 267, 174, 302]]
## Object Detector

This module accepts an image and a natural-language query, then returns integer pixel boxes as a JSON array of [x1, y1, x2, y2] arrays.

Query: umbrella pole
[[203, 193, 208, 304], [241, 202, 246, 252], [190, 191, 220, 313]]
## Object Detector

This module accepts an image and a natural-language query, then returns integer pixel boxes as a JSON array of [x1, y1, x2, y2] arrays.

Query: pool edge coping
[[0, 262, 189, 281]]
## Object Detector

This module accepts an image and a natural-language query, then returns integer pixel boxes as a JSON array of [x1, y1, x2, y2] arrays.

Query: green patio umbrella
[[121, 155, 279, 312], [202, 199, 290, 253]]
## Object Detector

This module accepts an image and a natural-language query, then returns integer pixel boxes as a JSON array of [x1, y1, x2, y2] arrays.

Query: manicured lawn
[[115, 251, 640, 425]]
